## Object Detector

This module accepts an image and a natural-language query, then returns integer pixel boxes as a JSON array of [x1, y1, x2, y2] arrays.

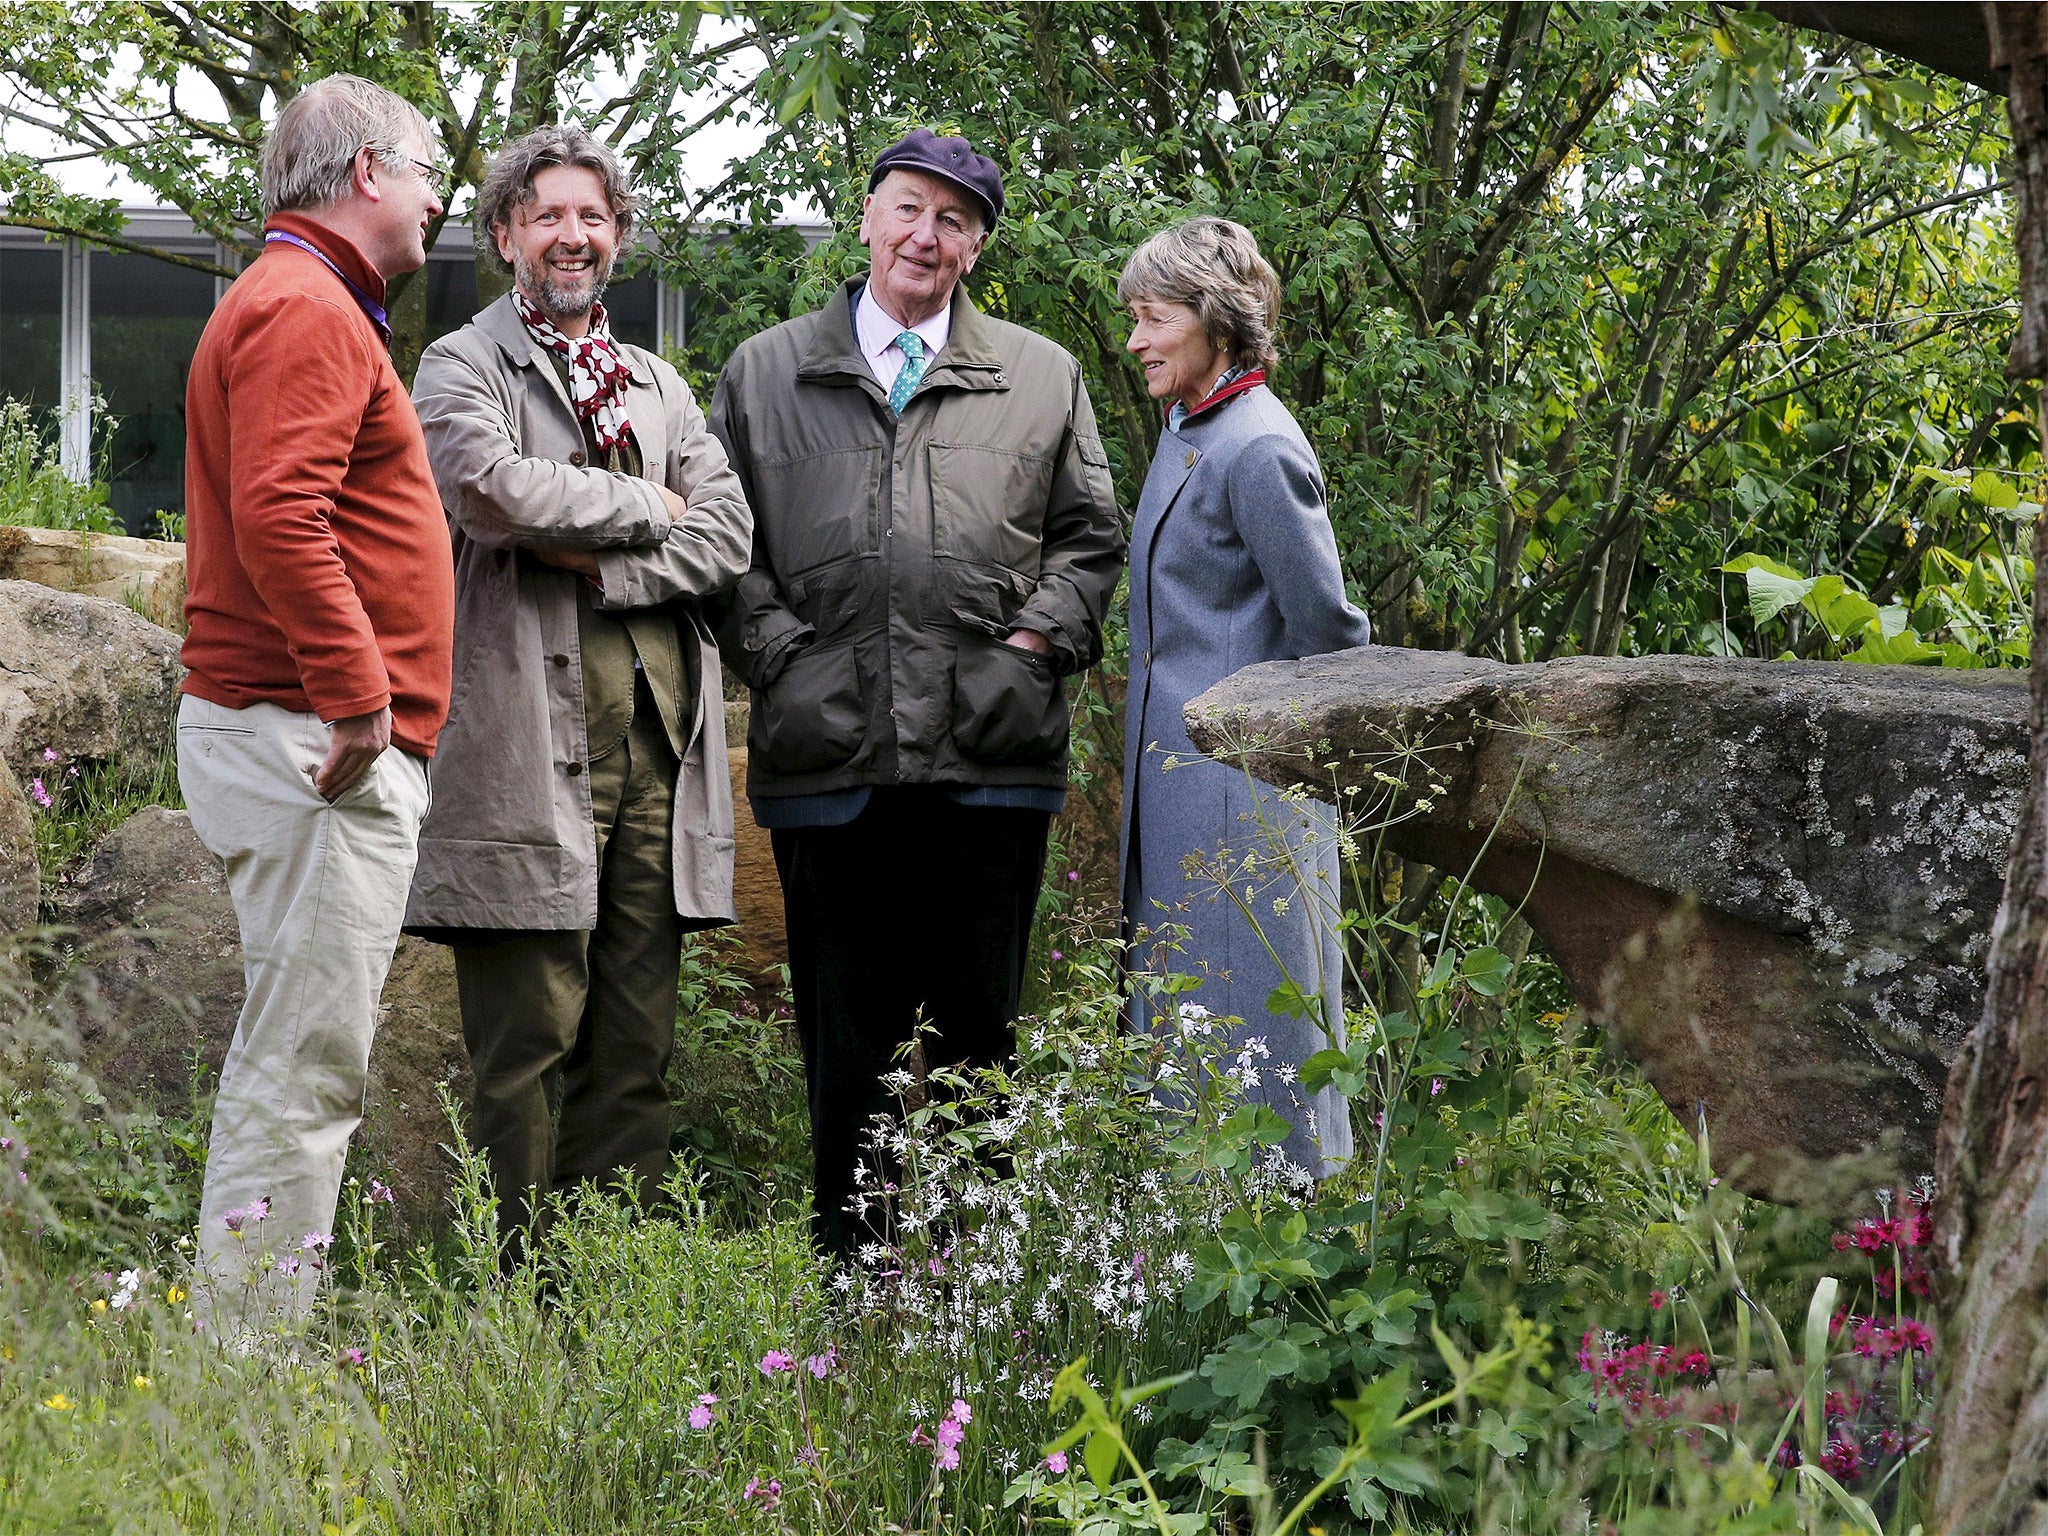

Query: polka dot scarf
[[513, 289, 637, 454]]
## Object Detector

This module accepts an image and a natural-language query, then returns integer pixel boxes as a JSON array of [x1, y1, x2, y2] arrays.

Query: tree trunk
[[1929, 10, 2048, 1533]]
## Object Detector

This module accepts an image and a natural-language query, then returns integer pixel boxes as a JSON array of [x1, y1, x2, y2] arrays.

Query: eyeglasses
[[366, 144, 450, 199], [403, 156, 451, 199]]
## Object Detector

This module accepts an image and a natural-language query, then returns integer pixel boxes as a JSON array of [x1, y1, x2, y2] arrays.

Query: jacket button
[[569, 451, 586, 466], [552, 653, 570, 667], [565, 761, 583, 777]]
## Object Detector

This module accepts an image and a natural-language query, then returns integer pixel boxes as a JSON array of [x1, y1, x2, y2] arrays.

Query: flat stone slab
[[1186, 647, 2026, 1200]]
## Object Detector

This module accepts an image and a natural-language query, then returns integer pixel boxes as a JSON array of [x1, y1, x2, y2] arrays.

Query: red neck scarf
[[514, 290, 637, 453]]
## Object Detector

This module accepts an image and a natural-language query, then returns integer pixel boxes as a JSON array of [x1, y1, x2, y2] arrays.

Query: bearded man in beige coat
[[406, 126, 750, 1242]]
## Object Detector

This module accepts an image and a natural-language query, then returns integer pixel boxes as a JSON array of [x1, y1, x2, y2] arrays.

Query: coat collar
[[263, 213, 387, 306], [797, 277, 1010, 395], [475, 290, 659, 452]]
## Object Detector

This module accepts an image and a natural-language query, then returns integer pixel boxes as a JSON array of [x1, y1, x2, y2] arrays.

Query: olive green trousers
[[454, 696, 682, 1242]]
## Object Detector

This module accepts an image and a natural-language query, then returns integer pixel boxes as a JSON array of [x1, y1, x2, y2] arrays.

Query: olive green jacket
[[709, 279, 1124, 797], [405, 294, 751, 930]]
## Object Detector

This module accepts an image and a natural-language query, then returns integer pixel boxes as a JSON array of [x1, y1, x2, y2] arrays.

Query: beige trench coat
[[405, 294, 751, 930]]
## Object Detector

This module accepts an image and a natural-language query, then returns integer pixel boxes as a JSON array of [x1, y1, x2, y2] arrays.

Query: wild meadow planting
[[0, 724, 1942, 1536]]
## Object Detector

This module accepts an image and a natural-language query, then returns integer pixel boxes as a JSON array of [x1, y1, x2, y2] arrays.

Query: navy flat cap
[[867, 128, 1004, 228]]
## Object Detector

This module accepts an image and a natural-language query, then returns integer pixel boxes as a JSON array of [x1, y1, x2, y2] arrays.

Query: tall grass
[[0, 398, 118, 534]]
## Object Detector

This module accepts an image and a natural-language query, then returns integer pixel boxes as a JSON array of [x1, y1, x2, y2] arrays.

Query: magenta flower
[[300, 1231, 335, 1251], [28, 777, 51, 809], [275, 1255, 300, 1276], [743, 1476, 781, 1508], [221, 1197, 269, 1233], [688, 1392, 717, 1431], [41, 747, 57, 762], [759, 1349, 795, 1376], [805, 1347, 838, 1380], [368, 1179, 396, 1204], [1046, 1451, 1069, 1474], [935, 1444, 960, 1471], [339, 1347, 366, 1367]]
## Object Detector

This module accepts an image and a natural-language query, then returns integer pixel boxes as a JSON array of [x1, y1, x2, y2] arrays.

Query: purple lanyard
[[263, 231, 392, 347]]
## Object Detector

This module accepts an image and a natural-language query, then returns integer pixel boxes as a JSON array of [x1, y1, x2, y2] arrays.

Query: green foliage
[[0, 399, 117, 534], [25, 745, 182, 902], [665, 930, 810, 1221], [684, 4, 2023, 666]]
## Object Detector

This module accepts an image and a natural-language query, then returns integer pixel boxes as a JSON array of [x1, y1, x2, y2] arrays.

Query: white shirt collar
[[854, 282, 952, 388]]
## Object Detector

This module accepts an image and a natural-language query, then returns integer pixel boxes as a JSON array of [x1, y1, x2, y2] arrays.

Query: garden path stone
[[0, 579, 182, 783], [57, 806, 471, 1240], [1185, 646, 2027, 1203]]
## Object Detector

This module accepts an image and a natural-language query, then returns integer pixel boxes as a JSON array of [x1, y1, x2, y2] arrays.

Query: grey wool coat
[[404, 293, 753, 931], [1120, 383, 1372, 1177]]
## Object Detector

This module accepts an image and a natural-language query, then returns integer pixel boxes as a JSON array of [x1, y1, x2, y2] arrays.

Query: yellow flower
[[42, 1393, 72, 1411], [165, 1286, 186, 1304], [90, 1298, 107, 1313], [132, 1375, 151, 1391]]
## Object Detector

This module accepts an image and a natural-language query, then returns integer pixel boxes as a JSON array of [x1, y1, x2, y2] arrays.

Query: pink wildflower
[[935, 1444, 960, 1471], [28, 777, 51, 809], [805, 1347, 838, 1380], [41, 747, 57, 762], [688, 1393, 717, 1431], [743, 1476, 781, 1509], [222, 1197, 269, 1233], [1648, 1289, 1667, 1311], [300, 1231, 334, 1251], [759, 1350, 795, 1376], [368, 1179, 396, 1204], [1046, 1451, 1069, 1474], [339, 1347, 366, 1366]]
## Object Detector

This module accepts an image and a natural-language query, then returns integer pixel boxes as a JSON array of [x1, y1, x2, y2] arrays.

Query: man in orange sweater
[[179, 73, 453, 1336]]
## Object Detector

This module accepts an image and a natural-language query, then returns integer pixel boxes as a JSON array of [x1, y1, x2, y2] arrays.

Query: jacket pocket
[[928, 444, 1055, 574], [952, 640, 1068, 766], [752, 642, 865, 775]]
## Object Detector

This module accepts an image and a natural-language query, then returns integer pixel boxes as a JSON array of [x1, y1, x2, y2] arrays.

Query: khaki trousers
[[176, 696, 430, 1338], [453, 694, 682, 1245]]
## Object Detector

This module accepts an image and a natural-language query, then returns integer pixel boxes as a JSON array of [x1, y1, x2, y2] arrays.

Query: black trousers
[[771, 790, 1050, 1257]]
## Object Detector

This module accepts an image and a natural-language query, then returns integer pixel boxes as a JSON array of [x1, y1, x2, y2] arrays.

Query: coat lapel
[[1133, 430, 1201, 578]]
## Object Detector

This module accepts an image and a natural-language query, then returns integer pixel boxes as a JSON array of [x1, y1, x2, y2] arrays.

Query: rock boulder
[[57, 807, 470, 1240], [1185, 647, 2026, 1201], [0, 528, 186, 632], [0, 580, 183, 782]]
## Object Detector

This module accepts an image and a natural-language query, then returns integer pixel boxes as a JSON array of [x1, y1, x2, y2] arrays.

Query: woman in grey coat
[[1118, 217, 1373, 1178]]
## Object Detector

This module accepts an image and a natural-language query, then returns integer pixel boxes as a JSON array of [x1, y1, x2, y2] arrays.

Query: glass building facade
[[0, 215, 681, 535]]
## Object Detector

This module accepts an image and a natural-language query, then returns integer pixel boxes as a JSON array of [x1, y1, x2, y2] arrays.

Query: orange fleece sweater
[[180, 213, 454, 756]]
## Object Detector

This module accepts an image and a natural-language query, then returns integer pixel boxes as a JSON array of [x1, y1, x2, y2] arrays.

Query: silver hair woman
[[1116, 215, 1374, 1180]]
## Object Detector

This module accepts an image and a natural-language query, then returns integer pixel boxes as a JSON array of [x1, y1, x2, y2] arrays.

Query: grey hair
[[261, 74, 433, 219], [1117, 216, 1281, 372], [476, 125, 639, 272]]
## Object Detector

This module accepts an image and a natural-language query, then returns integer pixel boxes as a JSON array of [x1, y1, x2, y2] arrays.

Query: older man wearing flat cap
[[710, 128, 1124, 1256]]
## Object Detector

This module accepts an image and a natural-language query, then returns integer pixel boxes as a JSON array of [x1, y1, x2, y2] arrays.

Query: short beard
[[513, 248, 612, 325]]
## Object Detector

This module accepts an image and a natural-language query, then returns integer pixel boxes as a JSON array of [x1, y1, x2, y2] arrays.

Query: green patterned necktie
[[888, 331, 929, 415]]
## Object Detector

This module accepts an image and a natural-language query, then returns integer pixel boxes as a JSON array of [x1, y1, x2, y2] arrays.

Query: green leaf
[[1847, 630, 1940, 665], [1721, 552, 1804, 579], [1972, 470, 2020, 510], [1266, 980, 1319, 1021], [1458, 946, 1515, 997], [1738, 565, 1817, 627], [1811, 584, 1879, 642], [1083, 1428, 1119, 1492]]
